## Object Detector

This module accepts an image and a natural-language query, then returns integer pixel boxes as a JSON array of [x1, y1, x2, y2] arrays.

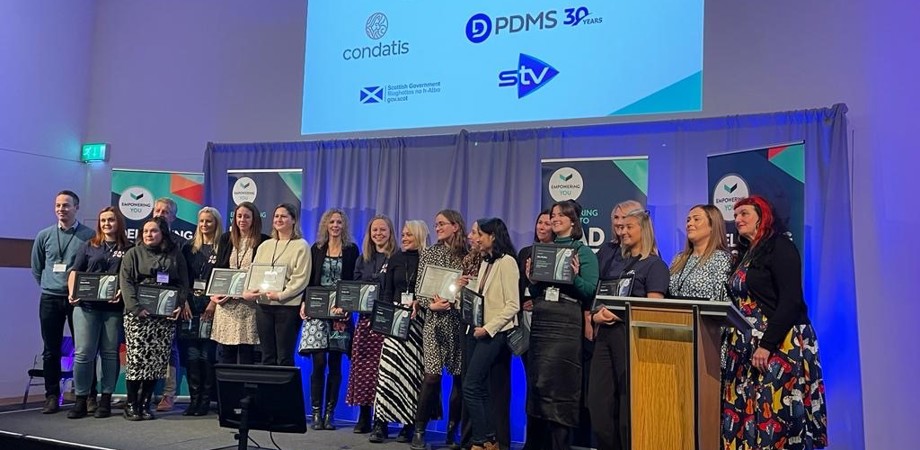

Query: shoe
[[410, 429, 427, 450], [482, 440, 500, 450], [368, 420, 388, 443], [445, 420, 460, 450], [41, 395, 60, 414], [322, 410, 337, 431], [192, 396, 210, 416], [123, 403, 142, 421], [67, 396, 88, 419], [86, 395, 98, 414], [112, 398, 126, 410], [353, 405, 372, 433], [310, 406, 324, 431], [395, 424, 414, 443], [155, 395, 174, 412], [94, 394, 112, 418], [140, 389, 156, 420]]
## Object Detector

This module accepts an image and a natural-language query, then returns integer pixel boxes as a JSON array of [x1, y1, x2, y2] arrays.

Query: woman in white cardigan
[[463, 217, 520, 450]]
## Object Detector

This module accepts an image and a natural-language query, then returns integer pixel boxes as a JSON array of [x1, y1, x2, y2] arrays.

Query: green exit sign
[[81, 143, 109, 163]]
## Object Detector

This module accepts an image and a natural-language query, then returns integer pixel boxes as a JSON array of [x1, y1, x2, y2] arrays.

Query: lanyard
[[235, 245, 249, 269], [270, 239, 292, 268], [55, 227, 77, 262], [674, 255, 702, 295], [478, 261, 495, 295], [405, 260, 417, 294]]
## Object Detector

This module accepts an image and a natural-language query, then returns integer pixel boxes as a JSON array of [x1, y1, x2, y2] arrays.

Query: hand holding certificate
[[460, 287, 484, 327], [137, 285, 180, 318], [74, 272, 118, 302], [371, 302, 412, 340], [246, 264, 287, 297], [206, 268, 248, 297], [304, 288, 348, 320], [336, 281, 379, 313], [417, 265, 462, 301], [530, 243, 576, 284]]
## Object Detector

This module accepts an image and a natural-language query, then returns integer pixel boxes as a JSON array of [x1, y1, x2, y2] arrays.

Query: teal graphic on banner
[[707, 142, 805, 251], [227, 169, 303, 235], [541, 157, 648, 249], [111, 169, 204, 242]]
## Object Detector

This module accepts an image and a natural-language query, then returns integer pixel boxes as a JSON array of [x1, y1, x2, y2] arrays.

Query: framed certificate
[[246, 264, 287, 292], [336, 281, 379, 313], [530, 243, 576, 284], [178, 316, 213, 340], [460, 287, 484, 327], [371, 302, 412, 341], [74, 272, 118, 302], [417, 265, 462, 301], [136, 285, 179, 317], [593, 274, 636, 310], [304, 287, 347, 319], [205, 268, 248, 297]]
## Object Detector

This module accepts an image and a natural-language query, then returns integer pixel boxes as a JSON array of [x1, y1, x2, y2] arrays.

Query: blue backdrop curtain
[[204, 103, 862, 448]]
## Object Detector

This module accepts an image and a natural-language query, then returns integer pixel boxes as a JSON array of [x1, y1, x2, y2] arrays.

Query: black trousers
[[524, 416, 571, 450], [587, 323, 630, 450], [39, 293, 74, 397], [255, 305, 301, 366], [218, 344, 256, 365]]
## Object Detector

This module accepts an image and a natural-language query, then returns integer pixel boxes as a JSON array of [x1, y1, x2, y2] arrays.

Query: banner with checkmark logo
[[112, 169, 205, 242], [708, 142, 805, 250], [227, 169, 303, 235]]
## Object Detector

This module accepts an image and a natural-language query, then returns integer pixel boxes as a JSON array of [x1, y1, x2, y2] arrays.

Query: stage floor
[[0, 403, 454, 450]]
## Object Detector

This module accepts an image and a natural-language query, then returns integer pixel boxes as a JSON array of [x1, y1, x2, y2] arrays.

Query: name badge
[[545, 287, 560, 302], [52, 263, 67, 273], [156, 271, 170, 284], [401, 292, 414, 306], [523, 287, 532, 298], [193, 280, 207, 291]]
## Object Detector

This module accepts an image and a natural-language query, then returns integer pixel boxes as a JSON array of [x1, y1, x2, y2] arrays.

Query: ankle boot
[[139, 382, 156, 420], [67, 395, 88, 419], [395, 424, 414, 443], [322, 375, 340, 430], [322, 400, 337, 430], [410, 423, 427, 450], [445, 421, 460, 450], [368, 419, 388, 443], [310, 380, 324, 430], [94, 393, 112, 418], [354, 405, 372, 433]]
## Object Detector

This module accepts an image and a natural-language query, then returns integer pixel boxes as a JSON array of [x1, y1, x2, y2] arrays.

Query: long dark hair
[[436, 209, 469, 259], [89, 207, 130, 250], [532, 208, 554, 243], [231, 202, 263, 250], [551, 200, 584, 240], [140, 216, 175, 253], [477, 217, 516, 262]]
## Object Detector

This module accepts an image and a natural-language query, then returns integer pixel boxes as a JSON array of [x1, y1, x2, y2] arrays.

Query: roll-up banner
[[227, 169, 304, 235], [111, 169, 205, 241], [707, 142, 805, 251], [541, 156, 649, 250]]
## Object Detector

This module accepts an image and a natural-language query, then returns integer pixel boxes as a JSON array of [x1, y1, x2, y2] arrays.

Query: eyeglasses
[[434, 221, 451, 228]]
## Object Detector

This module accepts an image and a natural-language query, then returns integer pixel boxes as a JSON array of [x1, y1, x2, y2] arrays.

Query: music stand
[[212, 364, 306, 450]]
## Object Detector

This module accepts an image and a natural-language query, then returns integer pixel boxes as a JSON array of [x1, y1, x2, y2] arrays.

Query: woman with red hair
[[721, 195, 828, 449]]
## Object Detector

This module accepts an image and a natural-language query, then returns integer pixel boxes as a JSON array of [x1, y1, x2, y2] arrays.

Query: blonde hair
[[192, 207, 224, 254], [362, 215, 397, 261], [670, 205, 728, 275], [316, 208, 354, 247], [620, 208, 659, 259], [403, 220, 430, 252]]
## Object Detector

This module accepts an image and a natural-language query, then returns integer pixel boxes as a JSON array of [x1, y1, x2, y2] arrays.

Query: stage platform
[[0, 402, 459, 450]]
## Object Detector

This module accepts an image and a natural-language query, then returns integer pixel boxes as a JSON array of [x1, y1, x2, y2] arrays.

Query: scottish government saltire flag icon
[[360, 86, 383, 104]]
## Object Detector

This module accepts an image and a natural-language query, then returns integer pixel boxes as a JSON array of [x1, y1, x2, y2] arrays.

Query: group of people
[[31, 190, 828, 450]]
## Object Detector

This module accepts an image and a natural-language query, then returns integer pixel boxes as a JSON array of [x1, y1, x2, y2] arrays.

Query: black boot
[[67, 395, 88, 419], [310, 381, 324, 430], [123, 381, 141, 421], [139, 381, 156, 420], [354, 405, 372, 433], [194, 357, 214, 416], [183, 360, 201, 416], [322, 400, 337, 430], [410, 422, 427, 450], [395, 424, 414, 443], [94, 393, 112, 418], [322, 374, 340, 431], [368, 419, 389, 443], [445, 421, 460, 450]]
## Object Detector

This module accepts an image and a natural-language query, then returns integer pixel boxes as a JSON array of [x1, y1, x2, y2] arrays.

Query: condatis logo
[[548, 167, 584, 201], [232, 177, 258, 205], [712, 174, 750, 221], [118, 186, 154, 220]]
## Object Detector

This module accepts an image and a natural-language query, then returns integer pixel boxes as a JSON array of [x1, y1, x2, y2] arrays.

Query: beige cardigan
[[476, 254, 521, 336]]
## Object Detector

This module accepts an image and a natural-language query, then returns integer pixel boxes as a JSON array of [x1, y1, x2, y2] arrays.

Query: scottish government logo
[[360, 86, 384, 104], [232, 177, 258, 205], [118, 186, 154, 220], [548, 167, 584, 202], [365, 12, 388, 40], [713, 174, 750, 221], [499, 54, 559, 98], [465, 6, 602, 43]]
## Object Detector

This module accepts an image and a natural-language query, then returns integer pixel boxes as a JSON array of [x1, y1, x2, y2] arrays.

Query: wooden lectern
[[594, 295, 752, 450]]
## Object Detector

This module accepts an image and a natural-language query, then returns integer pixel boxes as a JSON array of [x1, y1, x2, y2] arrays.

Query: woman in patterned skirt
[[347, 215, 397, 433], [411, 209, 468, 450], [119, 216, 187, 421], [722, 196, 827, 449], [210, 202, 270, 365], [299, 208, 358, 430], [371, 220, 429, 443]]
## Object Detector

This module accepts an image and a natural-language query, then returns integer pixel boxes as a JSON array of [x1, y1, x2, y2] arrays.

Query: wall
[[0, 0, 97, 397]]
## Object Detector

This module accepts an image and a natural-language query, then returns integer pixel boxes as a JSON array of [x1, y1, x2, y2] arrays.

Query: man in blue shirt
[[31, 190, 95, 414]]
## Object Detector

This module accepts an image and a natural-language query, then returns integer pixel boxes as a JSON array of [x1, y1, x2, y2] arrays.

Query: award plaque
[[460, 287, 484, 327], [417, 265, 462, 301], [246, 264, 287, 292], [205, 268, 248, 297], [593, 274, 636, 310], [336, 281, 379, 313], [305, 287, 346, 320], [74, 272, 118, 302], [178, 316, 213, 340], [136, 285, 179, 317], [371, 302, 412, 341], [530, 243, 575, 284]]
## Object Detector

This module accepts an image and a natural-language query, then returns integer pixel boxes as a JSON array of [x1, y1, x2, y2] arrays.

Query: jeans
[[462, 331, 508, 445], [71, 307, 121, 395], [256, 305, 301, 366], [39, 293, 74, 397]]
